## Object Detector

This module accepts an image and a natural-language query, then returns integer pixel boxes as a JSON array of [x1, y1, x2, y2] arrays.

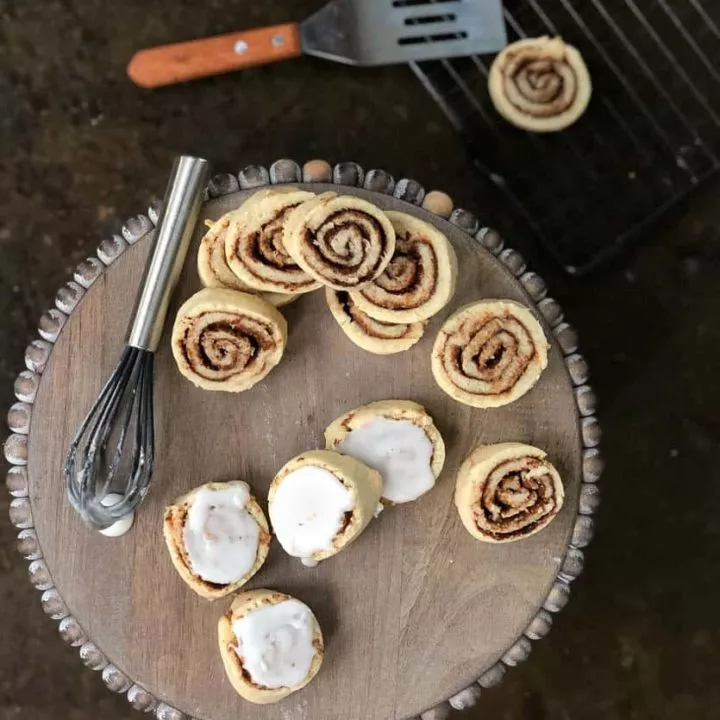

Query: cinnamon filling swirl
[[455, 443, 564, 543], [447, 316, 535, 395], [171, 289, 287, 392], [326, 289, 426, 355], [351, 211, 457, 323], [225, 189, 320, 294], [432, 300, 548, 408], [372, 236, 437, 301], [249, 206, 297, 268], [302, 211, 387, 286], [285, 195, 396, 290], [473, 458, 558, 540], [179, 314, 277, 382], [338, 292, 417, 341], [488, 36, 592, 133], [504, 54, 577, 118]]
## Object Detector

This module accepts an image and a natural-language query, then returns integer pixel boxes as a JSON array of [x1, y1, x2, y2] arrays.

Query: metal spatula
[[127, 0, 507, 88]]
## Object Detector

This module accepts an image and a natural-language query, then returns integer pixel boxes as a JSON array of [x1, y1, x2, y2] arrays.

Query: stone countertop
[[1, 2, 719, 719]]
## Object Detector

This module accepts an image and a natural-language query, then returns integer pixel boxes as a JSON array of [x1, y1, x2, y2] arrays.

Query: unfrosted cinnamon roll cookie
[[284, 194, 396, 290], [431, 299, 548, 408], [171, 288, 287, 392], [198, 209, 300, 307], [325, 400, 445, 504], [198, 210, 247, 290], [350, 211, 457, 323], [224, 188, 321, 295], [218, 589, 324, 704], [326, 289, 426, 354], [455, 443, 564, 542], [489, 36, 592, 132]]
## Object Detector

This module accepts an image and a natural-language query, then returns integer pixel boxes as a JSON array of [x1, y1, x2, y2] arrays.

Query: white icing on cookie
[[337, 417, 435, 503], [270, 466, 354, 561], [232, 599, 316, 688], [183, 483, 260, 585]]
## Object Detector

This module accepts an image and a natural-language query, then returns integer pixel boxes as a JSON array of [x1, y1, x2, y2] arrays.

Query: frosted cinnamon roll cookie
[[218, 589, 324, 704], [268, 450, 382, 566], [325, 400, 445, 504], [224, 188, 321, 295], [489, 36, 592, 133], [326, 288, 426, 354], [284, 194, 396, 290], [350, 212, 458, 323], [198, 209, 299, 307], [432, 299, 549, 408], [171, 288, 287, 392], [163, 481, 271, 600], [455, 443, 564, 543]]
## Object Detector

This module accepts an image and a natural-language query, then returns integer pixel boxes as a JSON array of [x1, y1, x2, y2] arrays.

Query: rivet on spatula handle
[[127, 23, 303, 88]]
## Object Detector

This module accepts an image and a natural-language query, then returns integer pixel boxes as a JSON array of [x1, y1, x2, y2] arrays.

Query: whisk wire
[[79, 347, 136, 503], [125, 355, 155, 509], [65, 346, 155, 529], [105, 353, 145, 493], [66, 347, 131, 514]]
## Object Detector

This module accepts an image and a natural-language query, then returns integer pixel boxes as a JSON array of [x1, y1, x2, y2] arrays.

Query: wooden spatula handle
[[127, 23, 303, 88]]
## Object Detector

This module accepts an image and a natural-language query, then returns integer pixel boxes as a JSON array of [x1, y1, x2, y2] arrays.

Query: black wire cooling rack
[[411, 0, 720, 273]]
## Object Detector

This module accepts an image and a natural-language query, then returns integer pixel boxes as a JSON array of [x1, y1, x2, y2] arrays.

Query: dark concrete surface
[[1, 2, 719, 719]]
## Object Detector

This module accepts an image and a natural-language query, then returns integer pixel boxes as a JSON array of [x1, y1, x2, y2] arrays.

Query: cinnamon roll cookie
[[489, 36, 592, 132], [326, 289, 426, 354], [432, 299, 549, 408], [198, 210, 247, 290], [224, 188, 321, 296], [163, 481, 271, 599], [198, 207, 300, 307], [268, 450, 382, 566], [325, 400, 445, 504], [218, 589, 324, 704], [284, 194, 396, 290], [350, 211, 458, 323], [171, 288, 287, 392], [455, 443, 564, 542]]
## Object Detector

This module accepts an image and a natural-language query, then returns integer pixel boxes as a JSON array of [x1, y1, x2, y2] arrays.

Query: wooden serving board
[[27, 184, 581, 720]]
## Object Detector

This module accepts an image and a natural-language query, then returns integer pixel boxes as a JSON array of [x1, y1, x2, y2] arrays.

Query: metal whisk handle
[[127, 155, 210, 351]]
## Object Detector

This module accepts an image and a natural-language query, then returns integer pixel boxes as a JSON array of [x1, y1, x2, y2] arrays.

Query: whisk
[[64, 155, 210, 531]]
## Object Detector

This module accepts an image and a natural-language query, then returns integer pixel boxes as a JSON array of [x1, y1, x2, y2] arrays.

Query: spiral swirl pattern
[[488, 37, 592, 132], [351, 211, 457, 323], [225, 189, 320, 294], [432, 299, 548, 408], [327, 289, 425, 355], [285, 194, 396, 290], [455, 443, 564, 543], [198, 212, 300, 307], [171, 288, 287, 392]]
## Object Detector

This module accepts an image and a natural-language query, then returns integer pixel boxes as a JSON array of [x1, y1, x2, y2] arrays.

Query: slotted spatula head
[[301, 0, 507, 66]]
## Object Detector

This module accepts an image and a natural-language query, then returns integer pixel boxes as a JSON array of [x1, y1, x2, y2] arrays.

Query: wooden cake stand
[[5, 159, 602, 720]]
